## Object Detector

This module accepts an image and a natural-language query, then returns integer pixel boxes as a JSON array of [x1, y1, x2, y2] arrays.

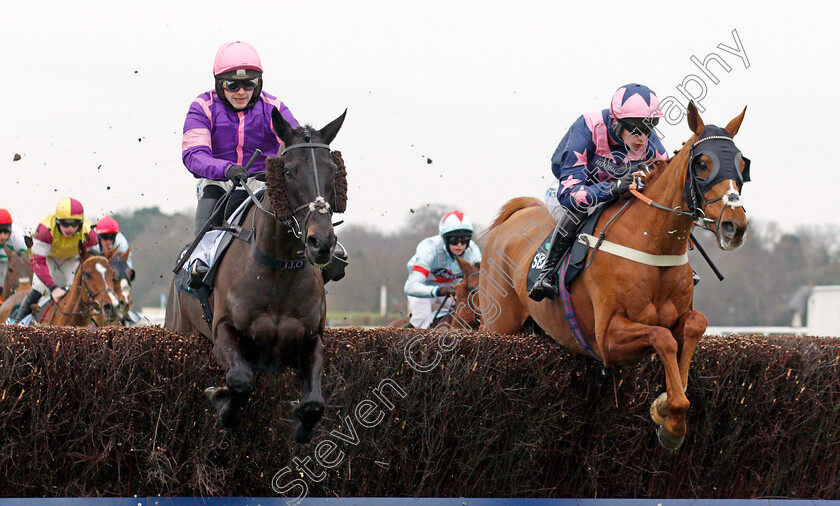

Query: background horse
[[165, 109, 347, 444], [479, 103, 750, 450], [1, 244, 32, 302], [101, 247, 133, 324], [388, 258, 481, 330], [0, 246, 120, 326]]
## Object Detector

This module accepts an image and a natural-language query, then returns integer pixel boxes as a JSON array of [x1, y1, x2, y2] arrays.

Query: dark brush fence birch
[[0, 326, 838, 498]]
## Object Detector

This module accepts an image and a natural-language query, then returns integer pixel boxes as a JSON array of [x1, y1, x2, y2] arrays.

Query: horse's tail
[[481, 197, 543, 239]]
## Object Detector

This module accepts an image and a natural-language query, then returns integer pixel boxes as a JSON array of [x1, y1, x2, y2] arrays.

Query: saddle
[[525, 206, 607, 292]]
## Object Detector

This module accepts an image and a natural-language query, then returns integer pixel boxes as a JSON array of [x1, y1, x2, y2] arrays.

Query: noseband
[[279, 130, 334, 242]]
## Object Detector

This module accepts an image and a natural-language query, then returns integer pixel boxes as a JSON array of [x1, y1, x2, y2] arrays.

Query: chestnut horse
[[0, 247, 120, 326], [479, 103, 750, 450], [388, 257, 481, 330], [1, 245, 32, 302], [165, 109, 347, 444]]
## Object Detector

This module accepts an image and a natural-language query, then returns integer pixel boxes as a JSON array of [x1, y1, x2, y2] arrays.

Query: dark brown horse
[[165, 109, 347, 444], [479, 103, 750, 450], [1, 244, 32, 302], [388, 257, 481, 330], [0, 247, 120, 326]]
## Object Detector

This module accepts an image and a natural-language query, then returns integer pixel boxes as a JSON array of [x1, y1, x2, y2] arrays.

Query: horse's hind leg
[[294, 333, 325, 444], [209, 321, 255, 429]]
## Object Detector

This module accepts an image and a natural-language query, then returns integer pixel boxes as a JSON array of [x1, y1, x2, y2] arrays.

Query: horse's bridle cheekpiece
[[280, 129, 334, 242]]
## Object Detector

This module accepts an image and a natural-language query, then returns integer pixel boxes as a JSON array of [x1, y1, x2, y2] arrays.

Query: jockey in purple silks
[[182, 41, 347, 288], [529, 83, 669, 302]]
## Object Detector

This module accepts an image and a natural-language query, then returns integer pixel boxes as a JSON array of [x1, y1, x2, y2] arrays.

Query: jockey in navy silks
[[529, 84, 669, 301]]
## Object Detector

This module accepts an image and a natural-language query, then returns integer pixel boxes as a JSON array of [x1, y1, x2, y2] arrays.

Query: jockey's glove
[[225, 164, 249, 187], [610, 172, 642, 196], [437, 285, 456, 297]]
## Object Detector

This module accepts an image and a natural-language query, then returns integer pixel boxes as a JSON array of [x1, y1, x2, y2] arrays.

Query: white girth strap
[[577, 233, 689, 267]]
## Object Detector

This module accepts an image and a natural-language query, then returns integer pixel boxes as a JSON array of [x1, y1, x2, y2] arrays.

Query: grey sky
[[4, 1, 837, 235]]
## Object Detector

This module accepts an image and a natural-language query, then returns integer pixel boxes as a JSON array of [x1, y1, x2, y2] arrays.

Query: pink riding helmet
[[213, 41, 263, 77], [609, 83, 663, 120]]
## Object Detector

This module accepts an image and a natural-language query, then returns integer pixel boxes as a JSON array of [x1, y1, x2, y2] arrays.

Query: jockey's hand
[[51, 287, 66, 302], [437, 285, 456, 297], [610, 172, 637, 196], [225, 164, 249, 187]]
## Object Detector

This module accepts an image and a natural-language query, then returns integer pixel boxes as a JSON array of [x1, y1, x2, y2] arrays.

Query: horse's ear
[[24, 235, 33, 249], [687, 101, 704, 135], [78, 240, 88, 260], [319, 109, 347, 145], [272, 107, 296, 147], [456, 256, 470, 273], [724, 106, 747, 138], [122, 247, 130, 260]]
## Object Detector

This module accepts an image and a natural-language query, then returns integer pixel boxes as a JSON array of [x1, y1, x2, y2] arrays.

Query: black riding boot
[[194, 185, 225, 236], [10, 289, 41, 324], [528, 209, 584, 302], [322, 241, 349, 284], [187, 259, 210, 290]]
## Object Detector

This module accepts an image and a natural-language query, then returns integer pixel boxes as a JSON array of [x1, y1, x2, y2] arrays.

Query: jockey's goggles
[[446, 235, 472, 246], [99, 233, 117, 242], [619, 117, 659, 136], [220, 78, 259, 92], [56, 219, 82, 229], [0, 227, 10, 234]]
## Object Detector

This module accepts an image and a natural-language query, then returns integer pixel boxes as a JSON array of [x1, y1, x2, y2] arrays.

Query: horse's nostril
[[721, 221, 736, 238]]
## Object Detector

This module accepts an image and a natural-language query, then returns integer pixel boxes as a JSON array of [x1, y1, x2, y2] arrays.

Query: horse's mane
[[479, 197, 542, 241], [265, 144, 349, 220]]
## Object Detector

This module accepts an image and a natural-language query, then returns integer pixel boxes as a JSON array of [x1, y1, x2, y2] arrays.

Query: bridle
[[275, 127, 335, 243], [622, 127, 750, 234]]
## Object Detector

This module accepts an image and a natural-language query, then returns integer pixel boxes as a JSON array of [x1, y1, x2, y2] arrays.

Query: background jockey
[[182, 40, 347, 287], [94, 216, 134, 273], [404, 211, 482, 329], [9, 198, 98, 324], [529, 83, 669, 302], [0, 209, 29, 293]]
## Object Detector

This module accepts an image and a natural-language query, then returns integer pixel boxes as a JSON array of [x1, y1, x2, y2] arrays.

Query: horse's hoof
[[226, 367, 254, 396], [295, 400, 325, 425], [656, 424, 685, 451], [650, 392, 668, 425]]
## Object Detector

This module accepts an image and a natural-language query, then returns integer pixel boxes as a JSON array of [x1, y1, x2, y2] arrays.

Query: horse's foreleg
[[605, 315, 688, 450], [673, 310, 707, 389], [209, 321, 254, 429], [294, 333, 325, 444]]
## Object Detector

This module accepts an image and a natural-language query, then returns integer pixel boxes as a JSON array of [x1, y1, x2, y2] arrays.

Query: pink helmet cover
[[610, 84, 663, 119], [213, 41, 263, 76]]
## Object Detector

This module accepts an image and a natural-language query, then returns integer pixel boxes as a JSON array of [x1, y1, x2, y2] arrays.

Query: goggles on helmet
[[56, 219, 82, 229], [220, 77, 259, 92], [619, 117, 659, 136]]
